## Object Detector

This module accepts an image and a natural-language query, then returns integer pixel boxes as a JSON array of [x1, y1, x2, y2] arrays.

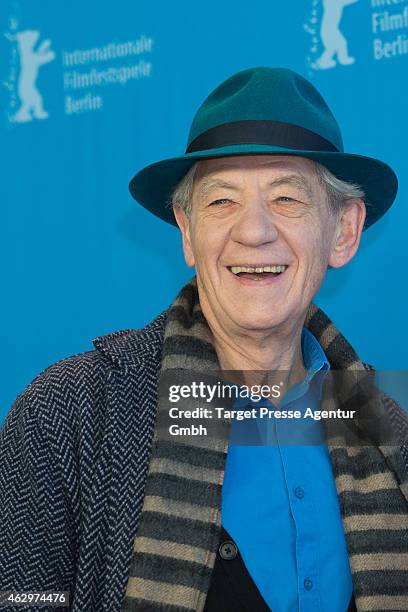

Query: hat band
[[186, 120, 339, 154]]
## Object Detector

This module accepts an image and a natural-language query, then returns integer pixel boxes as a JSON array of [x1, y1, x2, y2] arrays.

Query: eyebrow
[[266, 175, 314, 200], [196, 173, 314, 201]]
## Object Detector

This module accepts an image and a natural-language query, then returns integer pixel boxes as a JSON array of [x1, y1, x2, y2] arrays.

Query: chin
[[230, 312, 286, 332]]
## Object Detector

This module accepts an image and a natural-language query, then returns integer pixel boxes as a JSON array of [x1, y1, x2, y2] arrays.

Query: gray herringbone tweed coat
[[1, 308, 407, 612], [0, 311, 167, 611]]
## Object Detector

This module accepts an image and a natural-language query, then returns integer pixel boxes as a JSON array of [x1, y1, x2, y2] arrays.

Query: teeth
[[230, 265, 287, 275]]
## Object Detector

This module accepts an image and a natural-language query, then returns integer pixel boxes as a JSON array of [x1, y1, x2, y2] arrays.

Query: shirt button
[[304, 578, 313, 591], [219, 540, 238, 560], [294, 486, 305, 499]]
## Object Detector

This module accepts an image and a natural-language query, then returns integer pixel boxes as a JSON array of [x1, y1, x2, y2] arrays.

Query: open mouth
[[227, 265, 288, 281]]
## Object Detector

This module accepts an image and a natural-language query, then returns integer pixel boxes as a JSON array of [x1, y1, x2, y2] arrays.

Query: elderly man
[[1, 67, 407, 612]]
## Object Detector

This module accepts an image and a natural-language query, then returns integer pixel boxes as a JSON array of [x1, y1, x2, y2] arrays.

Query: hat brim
[[129, 144, 398, 229]]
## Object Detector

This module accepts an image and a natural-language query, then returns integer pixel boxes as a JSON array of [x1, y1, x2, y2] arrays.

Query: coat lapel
[[75, 315, 166, 612]]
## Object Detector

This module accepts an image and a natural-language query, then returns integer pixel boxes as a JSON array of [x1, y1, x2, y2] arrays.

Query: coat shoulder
[[92, 308, 168, 368], [2, 309, 168, 439]]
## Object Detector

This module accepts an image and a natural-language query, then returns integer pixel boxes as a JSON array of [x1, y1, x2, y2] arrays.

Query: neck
[[202, 309, 308, 398]]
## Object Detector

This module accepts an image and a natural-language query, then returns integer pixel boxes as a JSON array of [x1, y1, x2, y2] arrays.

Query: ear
[[328, 199, 366, 268], [172, 206, 195, 267]]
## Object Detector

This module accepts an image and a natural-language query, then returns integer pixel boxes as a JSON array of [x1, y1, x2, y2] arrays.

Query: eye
[[209, 198, 232, 206], [276, 196, 297, 203]]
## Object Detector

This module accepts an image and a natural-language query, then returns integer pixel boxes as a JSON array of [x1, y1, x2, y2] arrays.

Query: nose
[[230, 193, 279, 247]]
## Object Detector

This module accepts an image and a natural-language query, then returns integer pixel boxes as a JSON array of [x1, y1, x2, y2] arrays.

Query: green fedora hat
[[129, 67, 397, 229]]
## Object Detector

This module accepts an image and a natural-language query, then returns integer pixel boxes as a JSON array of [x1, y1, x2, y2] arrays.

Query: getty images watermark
[[167, 380, 356, 437], [151, 369, 397, 446]]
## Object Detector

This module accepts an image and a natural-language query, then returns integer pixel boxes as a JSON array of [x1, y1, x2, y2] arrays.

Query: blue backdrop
[[1, 0, 407, 421]]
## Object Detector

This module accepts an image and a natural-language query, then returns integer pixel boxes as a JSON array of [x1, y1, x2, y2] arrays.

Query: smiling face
[[173, 155, 365, 337]]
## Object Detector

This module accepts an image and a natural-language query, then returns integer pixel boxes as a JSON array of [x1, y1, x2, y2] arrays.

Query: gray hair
[[170, 159, 366, 218]]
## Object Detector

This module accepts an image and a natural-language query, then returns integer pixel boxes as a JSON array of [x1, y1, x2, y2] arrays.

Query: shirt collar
[[301, 327, 330, 379], [281, 327, 330, 406]]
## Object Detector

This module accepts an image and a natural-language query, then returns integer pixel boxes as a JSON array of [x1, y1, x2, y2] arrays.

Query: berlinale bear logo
[[10, 30, 55, 123], [304, 0, 359, 71]]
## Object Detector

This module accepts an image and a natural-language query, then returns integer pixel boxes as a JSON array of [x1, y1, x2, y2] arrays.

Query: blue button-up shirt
[[221, 327, 353, 612]]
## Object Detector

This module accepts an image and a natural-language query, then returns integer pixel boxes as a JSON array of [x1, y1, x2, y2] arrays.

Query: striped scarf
[[123, 278, 408, 611]]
